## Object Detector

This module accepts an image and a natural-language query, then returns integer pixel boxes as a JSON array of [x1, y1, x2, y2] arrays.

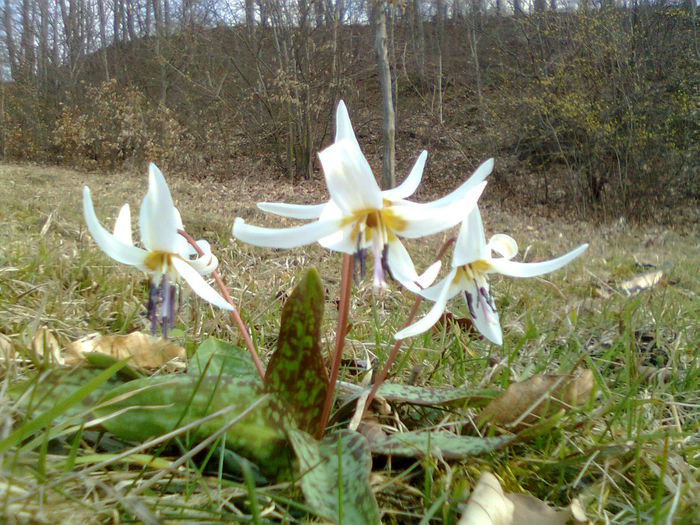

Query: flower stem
[[177, 229, 265, 380], [362, 236, 457, 416], [317, 252, 354, 439]]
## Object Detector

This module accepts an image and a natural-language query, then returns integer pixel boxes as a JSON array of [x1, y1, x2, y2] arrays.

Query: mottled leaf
[[188, 337, 259, 379], [96, 374, 294, 477], [338, 381, 498, 407], [368, 431, 514, 460], [289, 429, 380, 525], [265, 268, 329, 434], [9, 367, 125, 422]]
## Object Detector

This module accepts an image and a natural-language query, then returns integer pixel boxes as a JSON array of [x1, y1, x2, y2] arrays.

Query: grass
[[0, 162, 698, 524]]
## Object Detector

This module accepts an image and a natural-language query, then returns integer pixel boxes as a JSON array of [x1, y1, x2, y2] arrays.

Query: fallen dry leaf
[[619, 270, 663, 296], [32, 326, 63, 365], [479, 370, 594, 430], [458, 471, 588, 525], [64, 332, 185, 370]]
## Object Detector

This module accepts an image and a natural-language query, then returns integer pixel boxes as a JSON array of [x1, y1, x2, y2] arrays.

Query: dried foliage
[[52, 80, 192, 170]]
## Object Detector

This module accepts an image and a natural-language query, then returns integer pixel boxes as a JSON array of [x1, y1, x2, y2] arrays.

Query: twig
[[177, 229, 265, 380]]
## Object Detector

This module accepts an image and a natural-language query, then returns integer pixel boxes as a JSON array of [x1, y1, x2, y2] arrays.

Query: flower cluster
[[231, 101, 587, 345], [82, 101, 587, 346]]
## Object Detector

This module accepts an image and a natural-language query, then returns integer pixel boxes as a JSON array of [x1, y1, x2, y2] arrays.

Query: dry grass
[[0, 162, 698, 523]]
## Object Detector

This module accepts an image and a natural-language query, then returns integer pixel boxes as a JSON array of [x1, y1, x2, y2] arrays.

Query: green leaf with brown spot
[[96, 374, 294, 477], [264, 268, 329, 434], [290, 429, 380, 525], [368, 431, 514, 460]]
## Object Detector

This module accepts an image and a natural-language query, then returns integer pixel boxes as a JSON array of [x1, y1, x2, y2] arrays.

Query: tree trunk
[[374, 1, 395, 189], [411, 0, 425, 85], [3, 1, 18, 79], [513, 0, 523, 17], [20, 0, 35, 81], [245, 0, 256, 40]]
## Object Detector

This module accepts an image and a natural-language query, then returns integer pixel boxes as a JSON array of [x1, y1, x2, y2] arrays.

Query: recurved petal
[[319, 139, 382, 213], [185, 240, 218, 275], [452, 207, 488, 267], [423, 158, 494, 209], [233, 216, 342, 249], [488, 234, 518, 260], [382, 151, 427, 202], [392, 182, 486, 239], [139, 163, 180, 253], [172, 256, 233, 311], [394, 270, 457, 339], [83, 187, 148, 268], [189, 252, 219, 275], [257, 202, 327, 219], [113, 204, 133, 245], [464, 280, 502, 345], [488, 243, 588, 278]]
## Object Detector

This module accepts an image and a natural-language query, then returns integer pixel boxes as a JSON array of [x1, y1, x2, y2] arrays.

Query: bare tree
[[3, 0, 18, 79], [373, 0, 395, 189]]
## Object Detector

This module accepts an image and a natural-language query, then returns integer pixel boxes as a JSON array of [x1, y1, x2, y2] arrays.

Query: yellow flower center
[[143, 251, 174, 275]]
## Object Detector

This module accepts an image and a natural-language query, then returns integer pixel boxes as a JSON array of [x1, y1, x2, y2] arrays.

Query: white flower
[[233, 101, 488, 291], [112, 203, 219, 277], [395, 207, 588, 345], [83, 163, 233, 316]]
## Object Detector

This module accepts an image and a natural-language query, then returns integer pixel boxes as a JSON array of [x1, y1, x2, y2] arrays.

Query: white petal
[[186, 240, 218, 275], [417, 260, 442, 290], [418, 275, 451, 302], [423, 158, 494, 209], [452, 207, 489, 267], [83, 187, 148, 268], [233, 216, 342, 249], [488, 244, 588, 278], [319, 139, 382, 213], [189, 253, 218, 275], [382, 151, 427, 201], [488, 234, 518, 260], [172, 256, 233, 311], [334, 100, 358, 144], [257, 202, 327, 219], [394, 269, 457, 339], [385, 239, 424, 293], [139, 163, 180, 253], [391, 182, 486, 239], [113, 204, 133, 245], [464, 279, 502, 345]]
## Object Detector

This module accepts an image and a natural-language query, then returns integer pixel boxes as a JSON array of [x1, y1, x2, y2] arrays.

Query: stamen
[[148, 282, 158, 335], [161, 276, 170, 339], [168, 283, 177, 330], [465, 290, 476, 318], [381, 244, 393, 283]]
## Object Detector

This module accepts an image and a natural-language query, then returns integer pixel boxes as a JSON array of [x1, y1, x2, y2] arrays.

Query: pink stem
[[317, 252, 353, 438], [363, 236, 457, 416], [178, 229, 265, 380]]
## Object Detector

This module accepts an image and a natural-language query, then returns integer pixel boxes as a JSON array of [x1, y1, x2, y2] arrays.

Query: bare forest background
[[1, 0, 698, 222]]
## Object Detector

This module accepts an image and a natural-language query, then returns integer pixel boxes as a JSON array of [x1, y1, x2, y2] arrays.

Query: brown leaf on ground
[[479, 370, 594, 430], [619, 270, 663, 296], [32, 327, 63, 365], [64, 332, 185, 370], [458, 472, 589, 525]]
